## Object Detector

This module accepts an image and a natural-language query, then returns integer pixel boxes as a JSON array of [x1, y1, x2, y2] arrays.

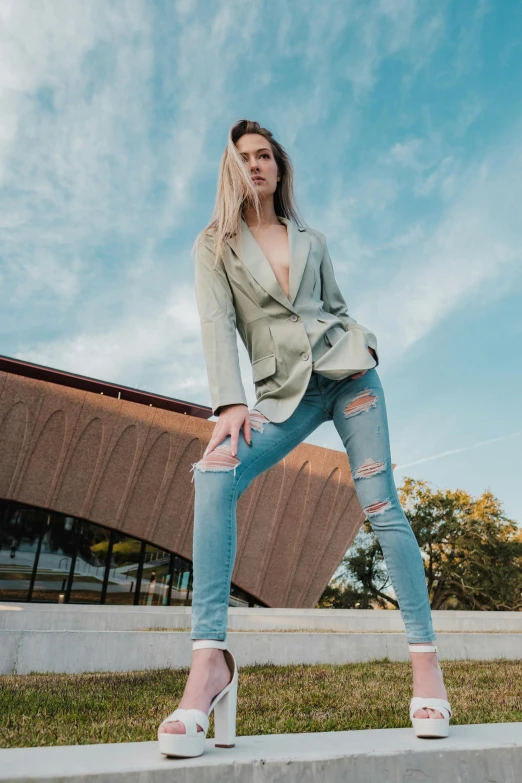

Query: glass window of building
[[104, 532, 143, 605], [138, 545, 172, 606], [30, 513, 76, 603], [69, 521, 112, 604], [0, 503, 45, 602], [169, 556, 193, 606], [0, 500, 264, 608]]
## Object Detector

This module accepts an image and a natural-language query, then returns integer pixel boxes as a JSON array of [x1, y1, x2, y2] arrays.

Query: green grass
[[1, 659, 521, 748]]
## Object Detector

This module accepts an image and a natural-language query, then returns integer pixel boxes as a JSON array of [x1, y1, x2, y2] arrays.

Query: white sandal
[[409, 643, 452, 738], [158, 639, 238, 758]]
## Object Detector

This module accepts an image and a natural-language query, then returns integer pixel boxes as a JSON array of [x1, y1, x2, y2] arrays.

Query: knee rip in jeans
[[344, 388, 377, 418], [354, 457, 386, 479], [364, 499, 393, 517], [190, 443, 240, 482], [189, 409, 269, 482]]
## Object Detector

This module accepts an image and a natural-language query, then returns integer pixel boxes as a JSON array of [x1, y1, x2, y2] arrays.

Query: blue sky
[[1, 0, 521, 525]]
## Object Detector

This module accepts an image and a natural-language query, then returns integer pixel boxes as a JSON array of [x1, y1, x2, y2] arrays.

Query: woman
[[158, 119, 452, 758]]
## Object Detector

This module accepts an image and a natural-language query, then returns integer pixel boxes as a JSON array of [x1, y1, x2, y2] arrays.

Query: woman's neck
[[242, 202, 280, 228]]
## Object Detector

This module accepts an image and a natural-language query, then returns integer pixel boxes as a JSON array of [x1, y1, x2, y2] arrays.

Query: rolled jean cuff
[[408, 635, 438, 644], [190, 632, 227, 641]]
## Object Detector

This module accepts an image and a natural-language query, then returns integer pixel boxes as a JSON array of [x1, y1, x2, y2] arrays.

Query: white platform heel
[[409, 643, 452, 738], [158, 639, 238, 758]]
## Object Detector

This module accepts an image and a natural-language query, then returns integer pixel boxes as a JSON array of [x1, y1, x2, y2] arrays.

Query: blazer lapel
[[281, 216, 312, 305], [226, 216, 311, 310]]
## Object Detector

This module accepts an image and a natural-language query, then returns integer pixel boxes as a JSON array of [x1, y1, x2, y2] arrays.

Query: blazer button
[[301, 352, 309, 361], [290, 314, 298, 321]]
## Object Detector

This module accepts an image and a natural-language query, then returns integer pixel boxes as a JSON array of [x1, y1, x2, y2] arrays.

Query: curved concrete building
[[0, 355, 367, 609]]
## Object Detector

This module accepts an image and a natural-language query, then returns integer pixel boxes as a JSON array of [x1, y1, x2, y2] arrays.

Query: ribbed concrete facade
[[0, 368, 366, 608]]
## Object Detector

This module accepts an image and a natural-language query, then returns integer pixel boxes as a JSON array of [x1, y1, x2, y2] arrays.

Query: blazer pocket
[[252, 352, 276, 383], [317, 310, 337, 323]]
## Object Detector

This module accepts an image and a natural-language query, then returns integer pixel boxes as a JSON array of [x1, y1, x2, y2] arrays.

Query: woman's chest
[[224, 232, 324, 316], [249, 225, 291, 298]]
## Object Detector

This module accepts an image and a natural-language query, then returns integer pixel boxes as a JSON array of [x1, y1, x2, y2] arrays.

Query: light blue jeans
[[189, 368, 436, 644]]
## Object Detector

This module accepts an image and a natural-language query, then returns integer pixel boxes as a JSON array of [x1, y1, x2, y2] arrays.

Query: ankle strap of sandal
[[193, 639, 227, 651], [408, 643, 438, 653]]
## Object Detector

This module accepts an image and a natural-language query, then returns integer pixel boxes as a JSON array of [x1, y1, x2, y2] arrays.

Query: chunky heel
[[408, 643, 452, 739], [158, 639, 238, 758], [213, 669, 238, 747]]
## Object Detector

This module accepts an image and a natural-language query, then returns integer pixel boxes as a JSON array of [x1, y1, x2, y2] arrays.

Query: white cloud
[[3, 0, 520, 417], [394, 430, 522, 471], [318, 122, 522, 360], [372, 136, 522, 356], [16, 280, 206, 391], [0, 0, 155, 308]]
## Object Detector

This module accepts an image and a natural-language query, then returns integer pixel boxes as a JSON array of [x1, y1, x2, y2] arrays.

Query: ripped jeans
[[189, 368, 436, 644]]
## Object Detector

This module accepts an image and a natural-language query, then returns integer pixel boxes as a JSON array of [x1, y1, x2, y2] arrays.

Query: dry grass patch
[[1, 659, 521, 748]]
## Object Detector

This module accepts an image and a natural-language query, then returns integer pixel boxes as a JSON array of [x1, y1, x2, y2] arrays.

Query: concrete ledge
[[2, 604, 521, 632], [1, 630, 521, 674], [1, 723, 521, 782]]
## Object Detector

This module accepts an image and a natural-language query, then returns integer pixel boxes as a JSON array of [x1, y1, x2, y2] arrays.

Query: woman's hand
[[350, 347, 378, 380], [203, 404, 252, 458]]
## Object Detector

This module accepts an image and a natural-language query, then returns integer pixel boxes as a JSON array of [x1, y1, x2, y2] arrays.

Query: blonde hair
[[192, 119, 307, 268]]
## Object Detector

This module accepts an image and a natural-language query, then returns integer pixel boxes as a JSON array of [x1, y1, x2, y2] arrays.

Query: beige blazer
[[194, 216, 378, 423]]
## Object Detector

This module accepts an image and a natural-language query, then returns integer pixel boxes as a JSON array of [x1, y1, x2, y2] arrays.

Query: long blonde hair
[[192, 119, 307, 268]]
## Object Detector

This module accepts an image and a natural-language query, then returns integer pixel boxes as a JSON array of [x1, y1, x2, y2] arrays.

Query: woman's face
[[236, 133, 279, 198]]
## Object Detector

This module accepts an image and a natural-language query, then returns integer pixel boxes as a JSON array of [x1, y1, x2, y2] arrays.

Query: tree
[[319, 578, 375, 609], [318, 478, 522, 611]]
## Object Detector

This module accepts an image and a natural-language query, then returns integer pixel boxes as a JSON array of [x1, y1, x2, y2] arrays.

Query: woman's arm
[[319, 233, 379, 366], [194, 236, 248, 415]]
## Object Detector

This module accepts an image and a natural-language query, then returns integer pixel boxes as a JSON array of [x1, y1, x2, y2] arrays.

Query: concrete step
[[2, 603, 521, 633], [1, 629, 521, 674], [1, 723, 521, 782]]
